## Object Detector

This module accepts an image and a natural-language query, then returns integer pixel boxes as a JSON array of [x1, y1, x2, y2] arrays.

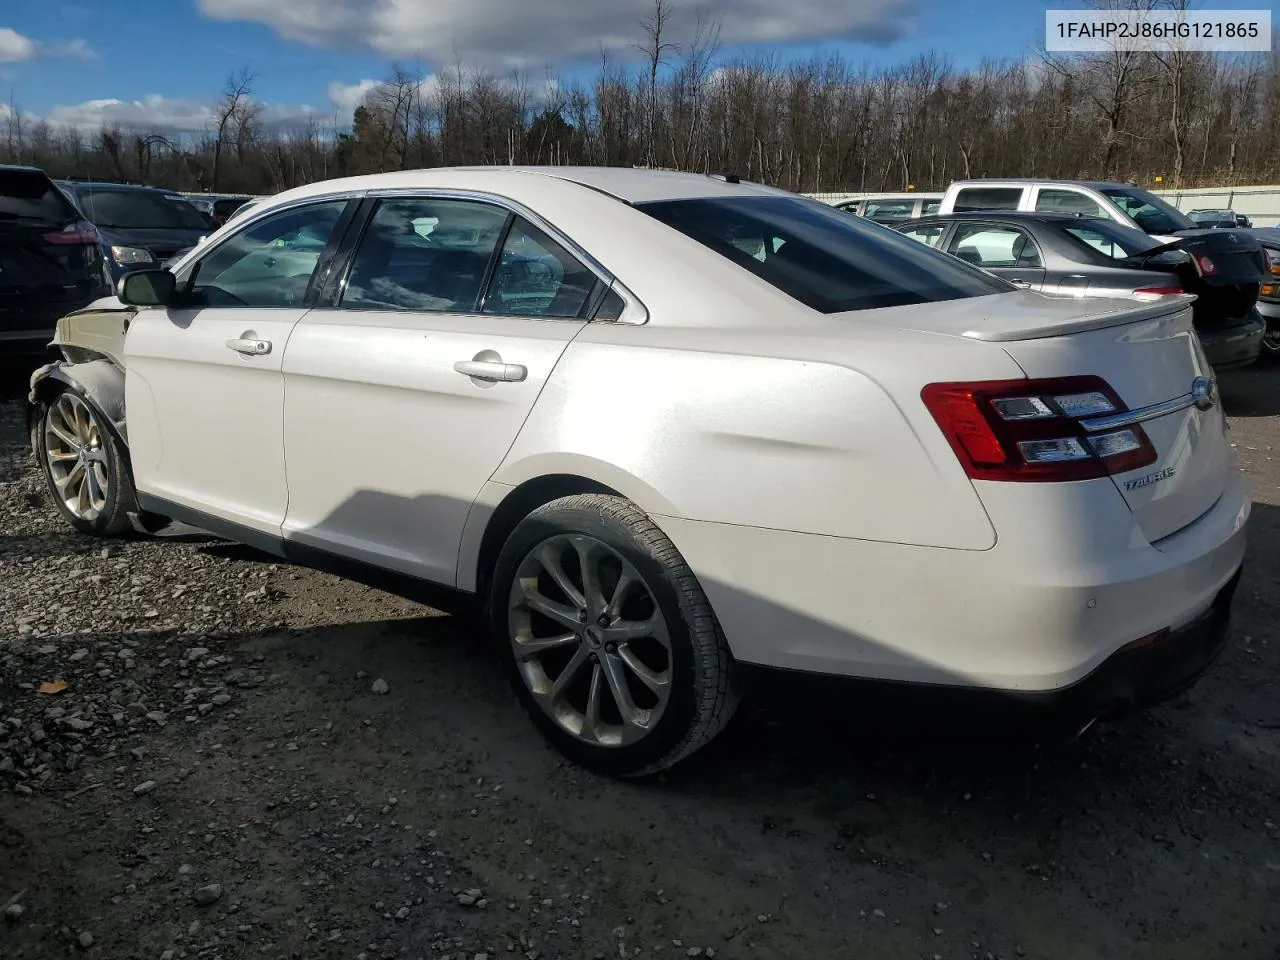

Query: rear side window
[[1099, 187, 1194, 235], [863, 199, 916, 222], [1062, 222, 1158, 261], [949, 224, 1042, 268], [1035, 189, 1106, 217], [483, 217, 596, 318], [637, 195, 1011, 314], [899, 224, 946, 247], [0, 168, 75, 223], [952, 187, 1023, 212]]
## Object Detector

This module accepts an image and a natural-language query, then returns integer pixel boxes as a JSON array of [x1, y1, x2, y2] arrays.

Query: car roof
[[906, 211, 1115, 224], [264, 166, 790, 208], [948, 179, 1140, 191], [60, 180, 180, 194]]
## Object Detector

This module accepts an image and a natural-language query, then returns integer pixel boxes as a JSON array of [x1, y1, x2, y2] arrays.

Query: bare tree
[[635, 0, 680, 166], [211, 69, 255, 191]]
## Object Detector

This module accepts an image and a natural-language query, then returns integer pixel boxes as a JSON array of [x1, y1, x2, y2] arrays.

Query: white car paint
[[121, 166, 1247, 698]]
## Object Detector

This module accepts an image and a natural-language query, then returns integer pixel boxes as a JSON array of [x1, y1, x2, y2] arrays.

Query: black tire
[[489, 494, 740, 776], [36, 386, 137, 537]]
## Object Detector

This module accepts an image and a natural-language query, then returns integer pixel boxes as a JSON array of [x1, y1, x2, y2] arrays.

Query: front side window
[[638, 195, 1011, 314], [949, 224, 1042, 268], [899, 224, 946, 248], [74, 188, 211, 230], [484, 217, 596, 318], [952, 187, 1023, 212], [1099, 187, 1194, 235], [342, 198, 509, 312], [1035, 188, 1106, 217], [187, 200, 349, 308]]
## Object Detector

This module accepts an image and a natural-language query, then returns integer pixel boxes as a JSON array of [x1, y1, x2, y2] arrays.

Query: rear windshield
[[0, 168, 76, 224], [637, 195, 1012, 313], [73, 187, 211, 230], [1061, 219, 1159, 260], [1098, 187, 1194, 235]]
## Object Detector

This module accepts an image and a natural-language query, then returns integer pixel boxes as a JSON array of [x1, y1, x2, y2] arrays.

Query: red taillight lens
[[1190, 251, 1218, 277], [921, 376, 1158, 482], [43, 220, 101, 246]]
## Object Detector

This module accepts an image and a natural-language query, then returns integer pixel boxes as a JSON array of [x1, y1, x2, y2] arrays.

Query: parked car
[[0, 164, 110, 356], [1235, 213, 1253, 228], [936, 179, 1199, 242], [1188, 209, 1244, 229], [833, 193, 943, 225], [895, 212, 1267, 370], [27, 167, 1247, 775], [186, 194, 254, 228], [1249, 227, 1280, 359], [57, 180, 213, 286]]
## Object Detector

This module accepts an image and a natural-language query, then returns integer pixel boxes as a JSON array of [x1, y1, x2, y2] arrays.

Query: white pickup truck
[[935, 179, 1198, 243]]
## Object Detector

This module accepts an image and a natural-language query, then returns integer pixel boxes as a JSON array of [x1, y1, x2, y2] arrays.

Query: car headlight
[[110, 245, 155, 265]]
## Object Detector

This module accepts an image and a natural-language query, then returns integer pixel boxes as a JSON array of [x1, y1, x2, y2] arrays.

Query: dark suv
[[1, 165, 110, 356], [57, 180, 213, 285]]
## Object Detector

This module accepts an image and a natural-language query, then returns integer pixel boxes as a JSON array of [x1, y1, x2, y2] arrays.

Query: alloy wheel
[[43, 393, 109, 522], [508, 534, 673, 747]]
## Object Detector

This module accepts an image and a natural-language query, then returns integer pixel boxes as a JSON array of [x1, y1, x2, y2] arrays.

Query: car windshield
[[637, 195, 1012, 313], [74, 187, 211, 230], [1061, 219, 1159, 260], [1098, 187, 1194, 234]]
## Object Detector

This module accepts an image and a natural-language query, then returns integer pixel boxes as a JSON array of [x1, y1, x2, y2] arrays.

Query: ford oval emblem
[[1191, 375, 1218, 411]]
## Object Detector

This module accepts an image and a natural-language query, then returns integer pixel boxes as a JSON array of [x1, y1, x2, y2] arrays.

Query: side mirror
[[118, 269, 177, 307]]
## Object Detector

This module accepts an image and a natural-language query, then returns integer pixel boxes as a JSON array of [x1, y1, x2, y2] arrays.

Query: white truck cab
[[937, 179, 1197, 243]]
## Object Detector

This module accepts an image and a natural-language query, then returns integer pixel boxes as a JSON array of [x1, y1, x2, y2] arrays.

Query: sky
[[0, 0, 1252, 136]]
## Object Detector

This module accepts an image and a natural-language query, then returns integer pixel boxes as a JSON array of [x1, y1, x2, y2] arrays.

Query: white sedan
[[28, 167, 1249, 775]]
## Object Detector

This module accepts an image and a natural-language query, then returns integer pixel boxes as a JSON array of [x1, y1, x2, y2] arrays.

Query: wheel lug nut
[[596, 614, 611, 628], [605, 642, 617, 654]]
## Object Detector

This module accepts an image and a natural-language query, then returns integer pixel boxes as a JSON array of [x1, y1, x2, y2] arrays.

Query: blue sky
[[0, 0, 1206, 134]]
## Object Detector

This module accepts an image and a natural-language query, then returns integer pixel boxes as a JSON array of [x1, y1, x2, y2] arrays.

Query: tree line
[[2, 3, 1278, 197]]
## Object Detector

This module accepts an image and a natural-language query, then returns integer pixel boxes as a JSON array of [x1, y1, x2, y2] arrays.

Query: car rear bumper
[[1198, 311, 1264, 369], [655, 466, 1249, 695]]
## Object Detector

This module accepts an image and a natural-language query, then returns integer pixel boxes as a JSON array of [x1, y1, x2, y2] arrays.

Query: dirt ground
[[0, 360, 1277, 960]]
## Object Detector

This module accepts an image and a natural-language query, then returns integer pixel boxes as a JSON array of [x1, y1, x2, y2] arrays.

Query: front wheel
[[490, 494, 740, 776], [37, 388, 137, 536]]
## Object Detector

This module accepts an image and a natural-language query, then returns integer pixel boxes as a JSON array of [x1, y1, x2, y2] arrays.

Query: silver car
[[895, 212, 1268, 370]]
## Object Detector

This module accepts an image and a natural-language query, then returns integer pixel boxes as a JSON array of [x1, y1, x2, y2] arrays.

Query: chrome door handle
[[1008, 278, 1032, 288], [454, 359, 527, 382], [226, 337, 272, 356]]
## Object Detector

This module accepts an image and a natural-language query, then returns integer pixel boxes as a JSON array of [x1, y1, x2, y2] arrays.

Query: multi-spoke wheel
[[37, 388, 136, 536], [491, 494, 739, 776]]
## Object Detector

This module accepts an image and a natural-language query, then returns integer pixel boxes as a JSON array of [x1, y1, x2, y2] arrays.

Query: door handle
[[226, 337, 272, 356], [1008, 278, 1032, 288], [454, 359, 527, 383]]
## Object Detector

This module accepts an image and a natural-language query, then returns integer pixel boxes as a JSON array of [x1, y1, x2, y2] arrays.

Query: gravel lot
[[1, 362, 1278, 960]]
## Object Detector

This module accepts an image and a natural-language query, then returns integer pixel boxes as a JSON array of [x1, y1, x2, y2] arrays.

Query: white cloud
[[0, 28, 95, 62], [0, 28, 38, 62], [327, 78, 380, 116], [197, 0, 917, 66]]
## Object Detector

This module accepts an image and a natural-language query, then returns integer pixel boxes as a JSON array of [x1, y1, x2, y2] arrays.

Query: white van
[[936, 179, 1197, 243]]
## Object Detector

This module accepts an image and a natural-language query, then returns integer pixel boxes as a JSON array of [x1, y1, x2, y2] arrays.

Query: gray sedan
[[894, 212, 1267, 370]]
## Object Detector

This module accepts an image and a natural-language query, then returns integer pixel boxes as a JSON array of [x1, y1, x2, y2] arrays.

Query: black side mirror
[[118, 269, 177, 307]]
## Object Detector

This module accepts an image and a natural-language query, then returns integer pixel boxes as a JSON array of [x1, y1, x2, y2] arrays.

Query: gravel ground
[[1, 363, 1278, 960]]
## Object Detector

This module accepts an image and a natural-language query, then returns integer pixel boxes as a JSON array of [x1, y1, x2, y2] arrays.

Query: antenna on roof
[[707, 172, 740, 184]]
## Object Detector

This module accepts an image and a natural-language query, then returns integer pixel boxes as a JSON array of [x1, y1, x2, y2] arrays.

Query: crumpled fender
[[27, 359, 129, 460]]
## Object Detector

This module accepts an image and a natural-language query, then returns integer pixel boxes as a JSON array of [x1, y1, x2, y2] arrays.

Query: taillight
[[1132, 285, 1184, 299], [1190, 251, 1218, 277], [921, 376, 1157, 482], [43, 220, 101, 245]]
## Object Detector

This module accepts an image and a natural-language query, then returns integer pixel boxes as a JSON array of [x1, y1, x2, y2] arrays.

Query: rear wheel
[[490, 494, 739, 776], [37, 388, 137, 536]]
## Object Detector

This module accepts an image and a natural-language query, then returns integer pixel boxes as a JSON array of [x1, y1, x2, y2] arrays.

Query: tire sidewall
[[489, 501, 704, 776], [37, 388, 131, 537]]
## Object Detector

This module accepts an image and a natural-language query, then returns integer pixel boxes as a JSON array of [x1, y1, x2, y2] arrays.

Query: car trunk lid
[[1124, 230, 1266, 332], [990, 301, 1229, 545]]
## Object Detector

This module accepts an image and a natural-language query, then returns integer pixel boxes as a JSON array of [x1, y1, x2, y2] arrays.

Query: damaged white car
[[28, 166, 1249, 776]]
